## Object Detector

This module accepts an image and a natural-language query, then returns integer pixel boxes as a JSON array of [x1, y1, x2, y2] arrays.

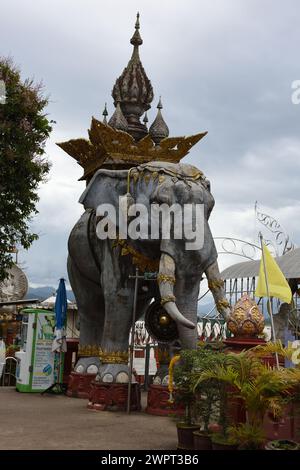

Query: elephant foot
[[152, 365, 170, 386], [96, 363, 137, 384], [74, 357, 101, 375]]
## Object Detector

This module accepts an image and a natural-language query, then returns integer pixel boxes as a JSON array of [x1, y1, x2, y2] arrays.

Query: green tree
[[0, 57, 52, 281]]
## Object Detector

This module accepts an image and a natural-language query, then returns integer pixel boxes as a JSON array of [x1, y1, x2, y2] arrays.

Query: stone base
[[66, 371, 96, 398], [146, 384, 185, 416], [87, 381, 141, 412]]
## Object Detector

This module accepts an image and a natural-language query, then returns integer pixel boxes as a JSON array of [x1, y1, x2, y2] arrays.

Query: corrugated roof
[[220, 247, 300, 280]]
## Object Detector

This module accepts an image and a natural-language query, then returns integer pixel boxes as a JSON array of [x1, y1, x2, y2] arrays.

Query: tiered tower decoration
[[57, 13, 207, 182]]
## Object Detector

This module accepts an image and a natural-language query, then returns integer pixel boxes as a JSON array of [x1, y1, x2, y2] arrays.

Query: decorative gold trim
[[216, 299, 230, 311], [161, 295, 176, 305], [157, 274, 176, 285], [57, 118, 208, 180], [113, 238, 159, 273], [78, 344, 102, 357], [208, 279, 225, 291], [99, 349, 129, 364]]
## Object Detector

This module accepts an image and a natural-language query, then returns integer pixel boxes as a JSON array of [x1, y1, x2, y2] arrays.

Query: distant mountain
[[26, 286, 75, 302], [197, 302, 215, 316]]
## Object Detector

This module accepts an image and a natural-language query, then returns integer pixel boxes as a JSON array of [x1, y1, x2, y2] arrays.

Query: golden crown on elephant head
[[57, 118, 207, 182]]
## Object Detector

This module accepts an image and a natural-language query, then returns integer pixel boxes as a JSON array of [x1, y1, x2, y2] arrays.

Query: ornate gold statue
[[227, 293, 265, 338]]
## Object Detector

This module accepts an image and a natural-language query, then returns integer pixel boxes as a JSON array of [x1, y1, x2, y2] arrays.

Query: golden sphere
[[159, 314, 170, 326]]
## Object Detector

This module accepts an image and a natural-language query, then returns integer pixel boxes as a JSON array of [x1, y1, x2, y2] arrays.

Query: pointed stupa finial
[[149, 97, 169, 145], [102, 103, 108, 124], [108, 101, 128, 132], [130, 12, 143, 52], [112, 14, 154, 141]]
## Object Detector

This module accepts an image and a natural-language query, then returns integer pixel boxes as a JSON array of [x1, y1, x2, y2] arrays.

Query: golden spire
[[108, 101, 128, 132], [112, 13, 154, 141], [102, 103, 108, 124], [149, 97, 169, 145]]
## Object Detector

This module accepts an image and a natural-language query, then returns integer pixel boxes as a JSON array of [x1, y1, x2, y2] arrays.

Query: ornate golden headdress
[[57, 118, 207, 181]]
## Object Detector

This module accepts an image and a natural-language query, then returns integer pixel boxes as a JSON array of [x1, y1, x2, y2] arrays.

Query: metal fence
[[0, 357, 17, 386]]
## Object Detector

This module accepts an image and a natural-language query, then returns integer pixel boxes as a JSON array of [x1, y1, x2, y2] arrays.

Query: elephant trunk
[[158, 253, 195, 330]]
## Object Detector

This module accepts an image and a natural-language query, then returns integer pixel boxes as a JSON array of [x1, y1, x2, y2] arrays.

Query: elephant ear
[[79, 169, 129, 209]]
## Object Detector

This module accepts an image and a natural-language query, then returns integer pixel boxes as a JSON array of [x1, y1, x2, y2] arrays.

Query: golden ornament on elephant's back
[[227, 293, 265, 337]]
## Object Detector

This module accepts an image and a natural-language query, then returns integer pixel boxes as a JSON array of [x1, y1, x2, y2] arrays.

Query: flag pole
[[259, 233, 280, 369]]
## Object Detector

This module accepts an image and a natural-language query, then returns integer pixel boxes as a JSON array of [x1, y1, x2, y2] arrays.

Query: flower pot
[[176, 423, 200, 450], [211, 434, 238, 451], [193, 431, 212, 450], [212, 441, 238, 451], [265, 440, 300, 451]]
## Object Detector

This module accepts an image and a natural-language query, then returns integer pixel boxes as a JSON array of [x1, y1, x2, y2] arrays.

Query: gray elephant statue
[[68, 161, 230, 383]]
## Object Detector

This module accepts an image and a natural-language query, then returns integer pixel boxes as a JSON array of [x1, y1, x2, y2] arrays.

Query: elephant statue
[[68, 161, 230, 383]]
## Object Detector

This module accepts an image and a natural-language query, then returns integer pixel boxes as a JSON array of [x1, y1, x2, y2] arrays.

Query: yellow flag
[[255, 242, 292, 303]]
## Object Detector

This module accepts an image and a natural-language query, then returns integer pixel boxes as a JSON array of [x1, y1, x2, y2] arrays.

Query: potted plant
[[210, 433, 238, 450], [192, 374, 220, 450], [193, 348, 300, 450], [172, 350, 200, 450], [192, 344, 226, 450], [228, 423, 265, 450], [265, 439, 299, 450], [192, 389, 215, 450], [209, 382, 238, 450]]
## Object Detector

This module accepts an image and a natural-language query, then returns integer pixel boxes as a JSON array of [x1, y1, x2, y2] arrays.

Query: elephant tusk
[[163, 301, 196, 330], [158, 252, 196, 330]]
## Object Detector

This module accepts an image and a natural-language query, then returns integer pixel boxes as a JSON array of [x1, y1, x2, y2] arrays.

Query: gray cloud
[[1, 0, 300, 287]]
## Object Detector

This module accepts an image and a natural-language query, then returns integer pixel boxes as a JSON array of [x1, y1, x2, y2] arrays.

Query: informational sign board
[[16, 309, 64, 393], [31, 312, 55, 390]]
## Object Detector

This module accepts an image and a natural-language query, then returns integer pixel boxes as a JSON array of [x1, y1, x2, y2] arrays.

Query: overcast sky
[[1, 0, 300, 289]]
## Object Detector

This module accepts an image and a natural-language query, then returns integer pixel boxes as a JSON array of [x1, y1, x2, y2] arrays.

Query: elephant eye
[[174, 182, 191, 204], [151, 186, 171, 205]]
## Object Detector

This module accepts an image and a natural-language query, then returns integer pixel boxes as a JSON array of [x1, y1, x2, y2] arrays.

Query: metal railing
[[0, 356, 17, 386]]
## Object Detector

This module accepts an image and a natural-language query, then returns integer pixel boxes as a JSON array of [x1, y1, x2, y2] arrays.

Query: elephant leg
[[97, 290, 134, 383], [98, 294, 154, 383], [67, 256, 104, 374], [93, 240, 135, 382]]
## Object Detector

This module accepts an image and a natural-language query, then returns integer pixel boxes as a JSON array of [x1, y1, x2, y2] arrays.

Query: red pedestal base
[[224, 336, 266, 351], [87, 381, 141, 412], [224, 336, 284, 367], [146, 384, 185, 416], [264, 403, 300, 442], [66, 371, 96, 398]]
